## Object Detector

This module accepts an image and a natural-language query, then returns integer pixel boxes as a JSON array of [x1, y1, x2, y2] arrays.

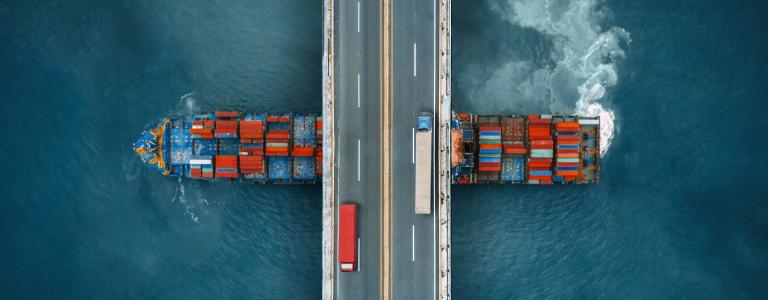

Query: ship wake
[[473, 0, 629, 156]]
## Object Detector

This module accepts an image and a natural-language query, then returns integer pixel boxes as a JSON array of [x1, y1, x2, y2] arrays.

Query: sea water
[[452, 0, 768, 298], [2, 0, 768, 299], [1, 1, 322, 298]]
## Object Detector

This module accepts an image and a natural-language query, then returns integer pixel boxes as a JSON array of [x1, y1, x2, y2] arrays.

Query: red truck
[[338, 203, 358, 272]]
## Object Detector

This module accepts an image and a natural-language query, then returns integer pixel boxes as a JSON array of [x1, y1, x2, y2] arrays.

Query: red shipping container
[[479, 143, 502, 149], [292, 147, 315, 157], [215, 128, 237, 134], [215, 172, 239, 178], [215, 111, 240, 118], [216, 120, 237, 128], [190, 128, 213, 134], [555, 171, 579, 176], [556, 162, 580, 167], [557, 152, 580, 158], [555, 122, 579, 128]]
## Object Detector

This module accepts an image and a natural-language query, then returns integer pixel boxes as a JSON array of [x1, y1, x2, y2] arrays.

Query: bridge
[[321, 0, 452, 299]]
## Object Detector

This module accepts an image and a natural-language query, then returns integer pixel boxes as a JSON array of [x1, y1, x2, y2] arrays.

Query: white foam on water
[[172, 177, 207, 224], [180, 92, 197, 113], [490, 0, 629, 156]]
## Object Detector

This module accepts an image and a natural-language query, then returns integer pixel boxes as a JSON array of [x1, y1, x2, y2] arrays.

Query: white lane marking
[[412, 128, 415, 164], [412, 225, 416, 261], [357, 237, 361, 272], [357, 73, 360, 108], [357, 2, 360, 33], [357, 139, 361, 182], [413, 43, 417, 77]]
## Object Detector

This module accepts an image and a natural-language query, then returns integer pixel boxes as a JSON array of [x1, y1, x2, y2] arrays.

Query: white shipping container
[[557, 158, 580, 163], [189, 158, 212, 165], [531, 149, 554, 158], [578, 119, 599, 125]]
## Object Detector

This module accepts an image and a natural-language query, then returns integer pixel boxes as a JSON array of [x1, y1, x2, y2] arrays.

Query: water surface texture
[[452, 0, 768, 298], [1, 1, 322, 299], [2, 0, 768, 299]]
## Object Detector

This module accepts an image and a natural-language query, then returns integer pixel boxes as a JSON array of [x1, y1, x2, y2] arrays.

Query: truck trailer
[[338, 203, 358, 272], [414, 112, 432, 214]]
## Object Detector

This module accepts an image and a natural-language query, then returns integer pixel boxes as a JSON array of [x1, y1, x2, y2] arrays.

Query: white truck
[[414, 112, 432, 214]]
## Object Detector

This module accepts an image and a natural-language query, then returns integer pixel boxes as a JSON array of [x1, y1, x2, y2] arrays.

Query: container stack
[[315, 116, 323, 175], [477, 116, 502, 182], [265, 115, 291, 156], [218, 139, 240, 155], [501, 116, 526, 182], [268, 156, 291, 180], [214, 155, 238, 178], [554, 121, 581, 182], [239, 114, 266, 179], [189, 155, 213, 178], [266, 114, 291, 181], [291, 114, 316, 180], [190, 120, 214, 139], [527, 114, 554, 184], [578, 118, 600, 183], [214, 120, 237, 139], [239, 120, 264, 141], [291, 114, 316, 157], [239, 156, 263, 177]]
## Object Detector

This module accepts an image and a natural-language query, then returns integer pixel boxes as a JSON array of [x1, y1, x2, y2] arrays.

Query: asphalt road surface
[[333, 0, 382, 299], [333, 0, 438, 298], [390, 0, 439, 299]]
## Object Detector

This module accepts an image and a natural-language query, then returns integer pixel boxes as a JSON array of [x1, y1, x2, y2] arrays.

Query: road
[[332, 0, 438, 298], [333, 0, 382, 299], [390, 0, 439, 299]]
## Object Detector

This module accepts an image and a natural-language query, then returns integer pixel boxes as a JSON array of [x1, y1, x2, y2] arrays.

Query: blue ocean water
[[3, 0, 768, 299], [1, 1, 322, 299], [452, 0, 768, 299]]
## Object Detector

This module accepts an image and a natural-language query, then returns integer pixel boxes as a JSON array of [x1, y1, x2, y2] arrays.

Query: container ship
[[451, 113, 600, 184], [133, 112, 323, 183], [133, 112, 599, 184]]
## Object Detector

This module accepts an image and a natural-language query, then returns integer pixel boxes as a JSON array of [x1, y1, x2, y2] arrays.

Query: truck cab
[[417, 112, 432, 132]]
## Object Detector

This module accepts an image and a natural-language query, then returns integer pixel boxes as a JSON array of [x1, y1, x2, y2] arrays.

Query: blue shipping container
[[557, 144, 580, 150], [502, 156, 525, 181], [479, 157, 502, 163], [194, 139, 217, 156], [479, 131, 501, 136], [479, 148, 502, 154], [555, 166, 579, 171], [530, 170, 552, 176], [268, 156, 291, 180], [292, 156, 316, 180]]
